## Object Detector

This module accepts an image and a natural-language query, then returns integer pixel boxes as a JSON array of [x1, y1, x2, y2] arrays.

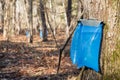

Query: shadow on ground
[[0, 36, 77, 80]]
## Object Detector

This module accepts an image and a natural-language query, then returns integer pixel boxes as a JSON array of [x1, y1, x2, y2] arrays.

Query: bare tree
[[39, 0, 47, 41], [10, 0, 16, 36], [62, 0, 69, 38], [0, 0, 5, 30], [15, 0, 21, 35], [3, 0, 10, 39], [49, 0, 57, 35], [3, 0, 17, 39], [25, 0, 33, 43]]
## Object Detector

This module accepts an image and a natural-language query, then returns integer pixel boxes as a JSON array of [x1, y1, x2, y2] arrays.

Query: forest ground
[[0, 29, 79, 80]]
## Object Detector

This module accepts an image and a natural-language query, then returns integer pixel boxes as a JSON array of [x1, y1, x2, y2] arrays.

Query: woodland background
[[0, 0, 120, 80]]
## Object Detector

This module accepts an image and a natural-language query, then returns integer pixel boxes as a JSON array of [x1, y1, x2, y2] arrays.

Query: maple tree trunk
[[10, 0, 16, 36], [3, 1, 10, 39], [0, 0, 4, 30], [39, 0, 47, 41], [76, 0, 120, 80], [15, 0, 21, 35], [3, 0, 16, 39], [26, 0, 33, 43], [103, 0, 120, 79], [49, 0, 57, 35], [62, 0, 69, 38]]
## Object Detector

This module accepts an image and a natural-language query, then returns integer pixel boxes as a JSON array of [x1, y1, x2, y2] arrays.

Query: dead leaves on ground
[[0, 30, 78, 79]]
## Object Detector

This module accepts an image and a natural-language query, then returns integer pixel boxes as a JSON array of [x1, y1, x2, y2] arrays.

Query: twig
[[57, 21, 78, 74], [57, 10, 85, 74], [45, 9, 59, 48]]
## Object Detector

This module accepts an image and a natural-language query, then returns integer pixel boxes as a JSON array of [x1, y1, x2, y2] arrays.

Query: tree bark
[[103, 0, 120, 79], [25, 0, 33, 43], [39, 0, 47, 41], [3, 0, 10, 39], [66, 0, 72, 26], [3, 0, 17, 39], [79, 0, 120, 80], [0, 0, 4, 30], [62, 0, 69, 38], [49, 0, 57, 35], [11, 0, 16, 36], [77, 0, 84, 19]]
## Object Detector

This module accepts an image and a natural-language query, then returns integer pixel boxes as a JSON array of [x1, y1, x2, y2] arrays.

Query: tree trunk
[[0, 0, 4, 30], [79, 0, 120, 80], [77, 0, 84, 19], [3, 1, 10, 39], [0, 1, 2, 27], [66, 0, 72, 26], [49, 0, 57, 35], [26, 0, 33, 43], [62, 0, 69, 38], [103, 0, 120, 79], [15, 0, 21, 35], [3, 0, 17, 39], [10, 0, 16, 36], [39, 0, 47, 41]]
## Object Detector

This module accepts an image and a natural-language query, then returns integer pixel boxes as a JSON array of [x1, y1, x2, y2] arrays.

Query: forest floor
[[0, 29, 79, 80]]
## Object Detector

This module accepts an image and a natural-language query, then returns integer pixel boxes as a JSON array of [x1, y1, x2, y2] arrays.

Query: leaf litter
[[0, 30, 79, 80]]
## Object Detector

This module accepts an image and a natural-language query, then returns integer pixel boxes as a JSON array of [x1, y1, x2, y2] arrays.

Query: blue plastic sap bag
[[40, 30, 43, 38], [70, 19, 104, 72], [26, 31, 30, 38], [39, 30, 48, 38]]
